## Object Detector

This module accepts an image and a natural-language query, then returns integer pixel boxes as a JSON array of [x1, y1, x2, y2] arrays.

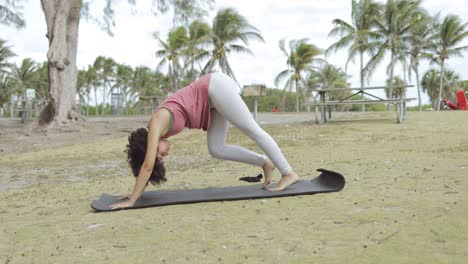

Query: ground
[[0, 111, 467, 263]]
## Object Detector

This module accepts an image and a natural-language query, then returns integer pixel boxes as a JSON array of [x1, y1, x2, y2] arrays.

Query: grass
[[0, 111, 467, 263]]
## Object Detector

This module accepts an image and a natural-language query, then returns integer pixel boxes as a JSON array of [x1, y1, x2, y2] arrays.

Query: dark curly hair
[[126, 128, 167, 185]]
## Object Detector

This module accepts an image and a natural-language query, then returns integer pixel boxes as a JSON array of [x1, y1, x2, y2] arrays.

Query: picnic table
[[310, 85, 416, 124]]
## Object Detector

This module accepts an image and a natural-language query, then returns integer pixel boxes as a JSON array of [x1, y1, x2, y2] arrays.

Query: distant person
[[272, 105, 279, 112], [110, 72, 299, 209]]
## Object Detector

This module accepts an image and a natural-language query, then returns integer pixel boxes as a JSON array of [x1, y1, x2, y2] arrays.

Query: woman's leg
[[207, 108, 266, 167], [207, 73, 298, 190]]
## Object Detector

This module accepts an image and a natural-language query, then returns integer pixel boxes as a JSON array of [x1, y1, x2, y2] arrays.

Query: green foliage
[[81, 0, 214, 36], [202, 7, 264, 82], [364, 0, 428, 82], [422, 68, 461, 108], [385, 76, 407, 98], [0, 0, 25, 29], [0, 73, 14, 105], [459, 81, 468, 92], [406, 104, 434, 111], [326, 0, 381, 84], [241, 88, 296, 112], [275, 38, 323, 112], [430, 14, 468, 110], [0, 39, 16, 73]]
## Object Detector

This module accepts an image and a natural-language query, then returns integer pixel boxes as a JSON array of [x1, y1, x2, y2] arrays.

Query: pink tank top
[[155, 74, 212, 138]]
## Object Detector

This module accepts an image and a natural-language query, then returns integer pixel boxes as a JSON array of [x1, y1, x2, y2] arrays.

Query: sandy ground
[[0, 111, 467, 263]]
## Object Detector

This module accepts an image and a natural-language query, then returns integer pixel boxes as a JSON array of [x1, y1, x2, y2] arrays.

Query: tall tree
[[422, 68, 461, 109], [309, 63, 349, 98], [326, 0, 380, 111], [129, 66, 166, 113], [9, 58, 37, 98], [0, 39, 16, 73], [38, 0, 83, 125], [307, 63, 350, 112], [385, 75, 406, 100], [93, 56, 116, 115], [430, 14, 468, 111], [183, 20, 211, 82], [406, 12, 435, 111], [202, 7, 264, 83], [114, 63, 133, 114], [0, 0, 25, 28], [364, 0, 428, 109], [0, 73, 14, 116], [1, 0, 215, 126], [9, 58, 38, 120], [155, 26, 188, 92], [77, 65, 98, 116], [32, 61, 49, 101], [275, 38, 323, 112]]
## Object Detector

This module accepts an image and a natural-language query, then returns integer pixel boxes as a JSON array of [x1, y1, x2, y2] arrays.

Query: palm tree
[[155, 26, 188, 92], [275, 38, 323, 112], [0, 2, 25, 28], [406, 12, 435, 111], [0, 39, 16, 74], [129, 66, 164, 113], [422, 68, 461, 109], [309, 63, 350, 98], [326, 0, 380, 111], [430, 14, 468, 111], [77, 65, 99, 116], [0, 74, 14, 117], [9, 58, 38, 121], [114, 64, 133, 114], [183, 20, 211, 82], [77, 69, 88, 115], [385, 76, 406, 100], [32, 61, 49, 101], [93, 56, 116, 115], [365, 0, 428, 109], [307, 63, 350, 112], [202, 8, 264, 83]]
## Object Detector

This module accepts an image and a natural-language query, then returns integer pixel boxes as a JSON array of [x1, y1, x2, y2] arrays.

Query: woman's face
[[157, 139, 171, 161]]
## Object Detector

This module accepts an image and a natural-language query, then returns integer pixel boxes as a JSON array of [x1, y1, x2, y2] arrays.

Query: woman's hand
[[109, 199, 135, 209], [118, 194, 132, 200]]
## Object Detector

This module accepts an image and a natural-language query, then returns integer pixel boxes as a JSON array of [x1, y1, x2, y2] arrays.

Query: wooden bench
[[310, 85, 416, 124], [311, 98, 416, 106]]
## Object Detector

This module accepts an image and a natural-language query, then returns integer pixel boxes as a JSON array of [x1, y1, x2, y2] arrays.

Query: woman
[[110, 73, 299, 209]]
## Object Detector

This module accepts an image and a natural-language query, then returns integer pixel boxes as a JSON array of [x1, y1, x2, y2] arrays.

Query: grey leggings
[[207, 73, 292, 175]]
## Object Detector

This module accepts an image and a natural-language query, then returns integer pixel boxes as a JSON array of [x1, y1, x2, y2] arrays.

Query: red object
[[443, 99, 458, 110], [456, 90, 467, 110], [272, 106, 279, 112]]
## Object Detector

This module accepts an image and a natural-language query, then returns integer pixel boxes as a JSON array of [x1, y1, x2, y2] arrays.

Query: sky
[[1, 0, 468, 106]]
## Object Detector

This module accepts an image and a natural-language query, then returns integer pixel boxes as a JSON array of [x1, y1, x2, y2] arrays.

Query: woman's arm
[[110, 109, 170, 209]]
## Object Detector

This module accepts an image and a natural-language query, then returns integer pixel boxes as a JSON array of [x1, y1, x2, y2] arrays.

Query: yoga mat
[[91, 168, 345, 212]]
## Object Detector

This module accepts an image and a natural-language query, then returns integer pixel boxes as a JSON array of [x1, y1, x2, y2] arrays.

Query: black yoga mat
[[91, 168, 345, 212]]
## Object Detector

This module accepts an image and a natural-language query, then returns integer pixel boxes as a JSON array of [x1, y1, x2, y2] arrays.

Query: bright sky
[[1, 0, 468, 105]]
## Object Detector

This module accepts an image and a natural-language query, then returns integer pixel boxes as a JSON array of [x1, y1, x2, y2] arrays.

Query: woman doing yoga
[[110, 72, 299, 209]]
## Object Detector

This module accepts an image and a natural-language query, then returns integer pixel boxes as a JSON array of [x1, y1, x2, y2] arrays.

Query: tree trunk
[[415, 67, 422, 112], [387, 50, 395, 111], [38, 0, 83, 126], [86, 91, 90, 116], [437, 62, 445, 111], [168, 64, 174, 92], [295, 78, 299, 112], [94, 87, 99, 115], [9, 95, 14, 118], [360, 50, 365, 112], [102, 83, 106, 116]]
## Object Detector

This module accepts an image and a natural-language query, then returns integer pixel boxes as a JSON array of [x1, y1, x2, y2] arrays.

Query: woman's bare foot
[[262, 158, 276, 189], [268, 171, 299, 191]]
